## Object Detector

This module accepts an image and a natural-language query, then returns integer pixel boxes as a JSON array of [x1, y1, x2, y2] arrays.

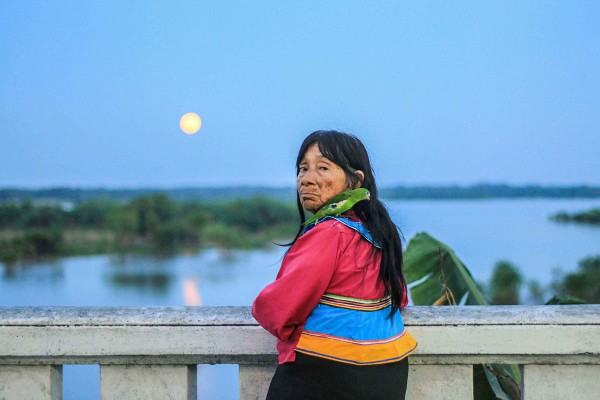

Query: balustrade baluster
[[100, 364, 196, 400], [0, 365, 62, 400], [523, 364, 600, 400], [406, 364, 472, 399], [238, 364, 276, 400]]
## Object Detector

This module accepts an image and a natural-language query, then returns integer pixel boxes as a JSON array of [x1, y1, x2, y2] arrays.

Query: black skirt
[[266, 352, 409, 400]]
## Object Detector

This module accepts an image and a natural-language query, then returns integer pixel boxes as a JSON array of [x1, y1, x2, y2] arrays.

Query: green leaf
[[405, 232, 487, 305], [483, 365, 511, 400], [545, 295, 585, 305]]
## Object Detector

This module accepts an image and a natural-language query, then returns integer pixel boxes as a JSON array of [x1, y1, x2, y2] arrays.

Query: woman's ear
[[354, 170, 365, 188]]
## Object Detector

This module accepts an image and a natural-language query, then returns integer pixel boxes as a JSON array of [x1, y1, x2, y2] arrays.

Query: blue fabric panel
[[303, 303, 405, 341]]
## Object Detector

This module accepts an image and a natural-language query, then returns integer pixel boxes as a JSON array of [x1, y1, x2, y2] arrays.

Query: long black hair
[[289, 130, 407, 315]]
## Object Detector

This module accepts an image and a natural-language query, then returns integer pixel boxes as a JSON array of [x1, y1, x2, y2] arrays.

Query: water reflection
[[104, 255, 176, 294], [183, 277, 203, 306], [107, 272, 173, 293], [2, 259, 64, 281]]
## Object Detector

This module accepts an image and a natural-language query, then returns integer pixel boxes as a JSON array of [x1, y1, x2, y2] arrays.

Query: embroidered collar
[[302, 215, 382, 248]]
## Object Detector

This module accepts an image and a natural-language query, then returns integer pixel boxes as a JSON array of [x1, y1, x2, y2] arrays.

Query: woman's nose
[[299, 168, 317, 185]]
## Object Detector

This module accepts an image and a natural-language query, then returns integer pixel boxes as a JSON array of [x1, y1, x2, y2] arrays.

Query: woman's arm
[[252, 221, 348, 340]]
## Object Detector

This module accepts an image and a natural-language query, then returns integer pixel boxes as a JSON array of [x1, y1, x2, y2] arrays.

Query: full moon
[[179, 112, 202, 134]]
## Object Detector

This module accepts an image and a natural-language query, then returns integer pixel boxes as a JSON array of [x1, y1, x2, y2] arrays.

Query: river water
[[1, 198, 599, 399]]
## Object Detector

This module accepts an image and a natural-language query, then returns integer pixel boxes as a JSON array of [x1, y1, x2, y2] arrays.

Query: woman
[[252, 130, 417, 399]]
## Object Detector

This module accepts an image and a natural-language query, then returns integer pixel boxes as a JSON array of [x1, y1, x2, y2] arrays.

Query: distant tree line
[[0, 187, 295, 203], [0, 194, 297, 263], [2, 184, 600, 203], [381, 184, 600, 199]]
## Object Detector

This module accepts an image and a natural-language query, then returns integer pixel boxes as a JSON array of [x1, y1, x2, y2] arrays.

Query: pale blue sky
[[1, 1, 599, 188]]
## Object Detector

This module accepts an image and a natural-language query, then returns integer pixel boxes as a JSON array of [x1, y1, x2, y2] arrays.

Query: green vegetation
[[488, 261, 523, 305], [551, 208, 600, 225], [0, 194, 297, 264], [480, 256, 600, 306], [404, 233, 522, 400], [551, 255, 600, 304], [404, 233, 599, 399]]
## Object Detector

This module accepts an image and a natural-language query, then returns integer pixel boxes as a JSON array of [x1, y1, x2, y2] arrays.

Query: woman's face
[[297, 143, 350, 213]]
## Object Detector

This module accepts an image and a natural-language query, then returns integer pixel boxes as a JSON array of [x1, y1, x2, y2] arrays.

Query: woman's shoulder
[[303, 213, 380, 249]]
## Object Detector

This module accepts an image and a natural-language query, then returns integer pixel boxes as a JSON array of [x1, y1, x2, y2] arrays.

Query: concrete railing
[[1, 305, 599, 399]]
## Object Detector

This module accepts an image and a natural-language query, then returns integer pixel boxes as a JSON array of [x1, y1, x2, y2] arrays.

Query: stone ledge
[[1, 305, 599, 326]]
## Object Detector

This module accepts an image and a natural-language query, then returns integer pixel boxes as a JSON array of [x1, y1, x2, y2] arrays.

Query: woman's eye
[[319, 166, 328, 171]]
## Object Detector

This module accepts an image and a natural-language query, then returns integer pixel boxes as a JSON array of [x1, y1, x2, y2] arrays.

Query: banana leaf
[[404, 232, 487, 305], [405, 232, 522, 400]]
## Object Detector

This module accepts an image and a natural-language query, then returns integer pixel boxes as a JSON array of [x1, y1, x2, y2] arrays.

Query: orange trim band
[[296, 330, 417, 365]]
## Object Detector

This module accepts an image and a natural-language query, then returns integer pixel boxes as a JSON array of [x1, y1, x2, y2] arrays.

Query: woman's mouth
[[300, 192, 318, 200]]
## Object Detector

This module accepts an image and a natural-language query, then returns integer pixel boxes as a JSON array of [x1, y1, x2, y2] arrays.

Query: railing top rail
[[1, 305, 599, 326]]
